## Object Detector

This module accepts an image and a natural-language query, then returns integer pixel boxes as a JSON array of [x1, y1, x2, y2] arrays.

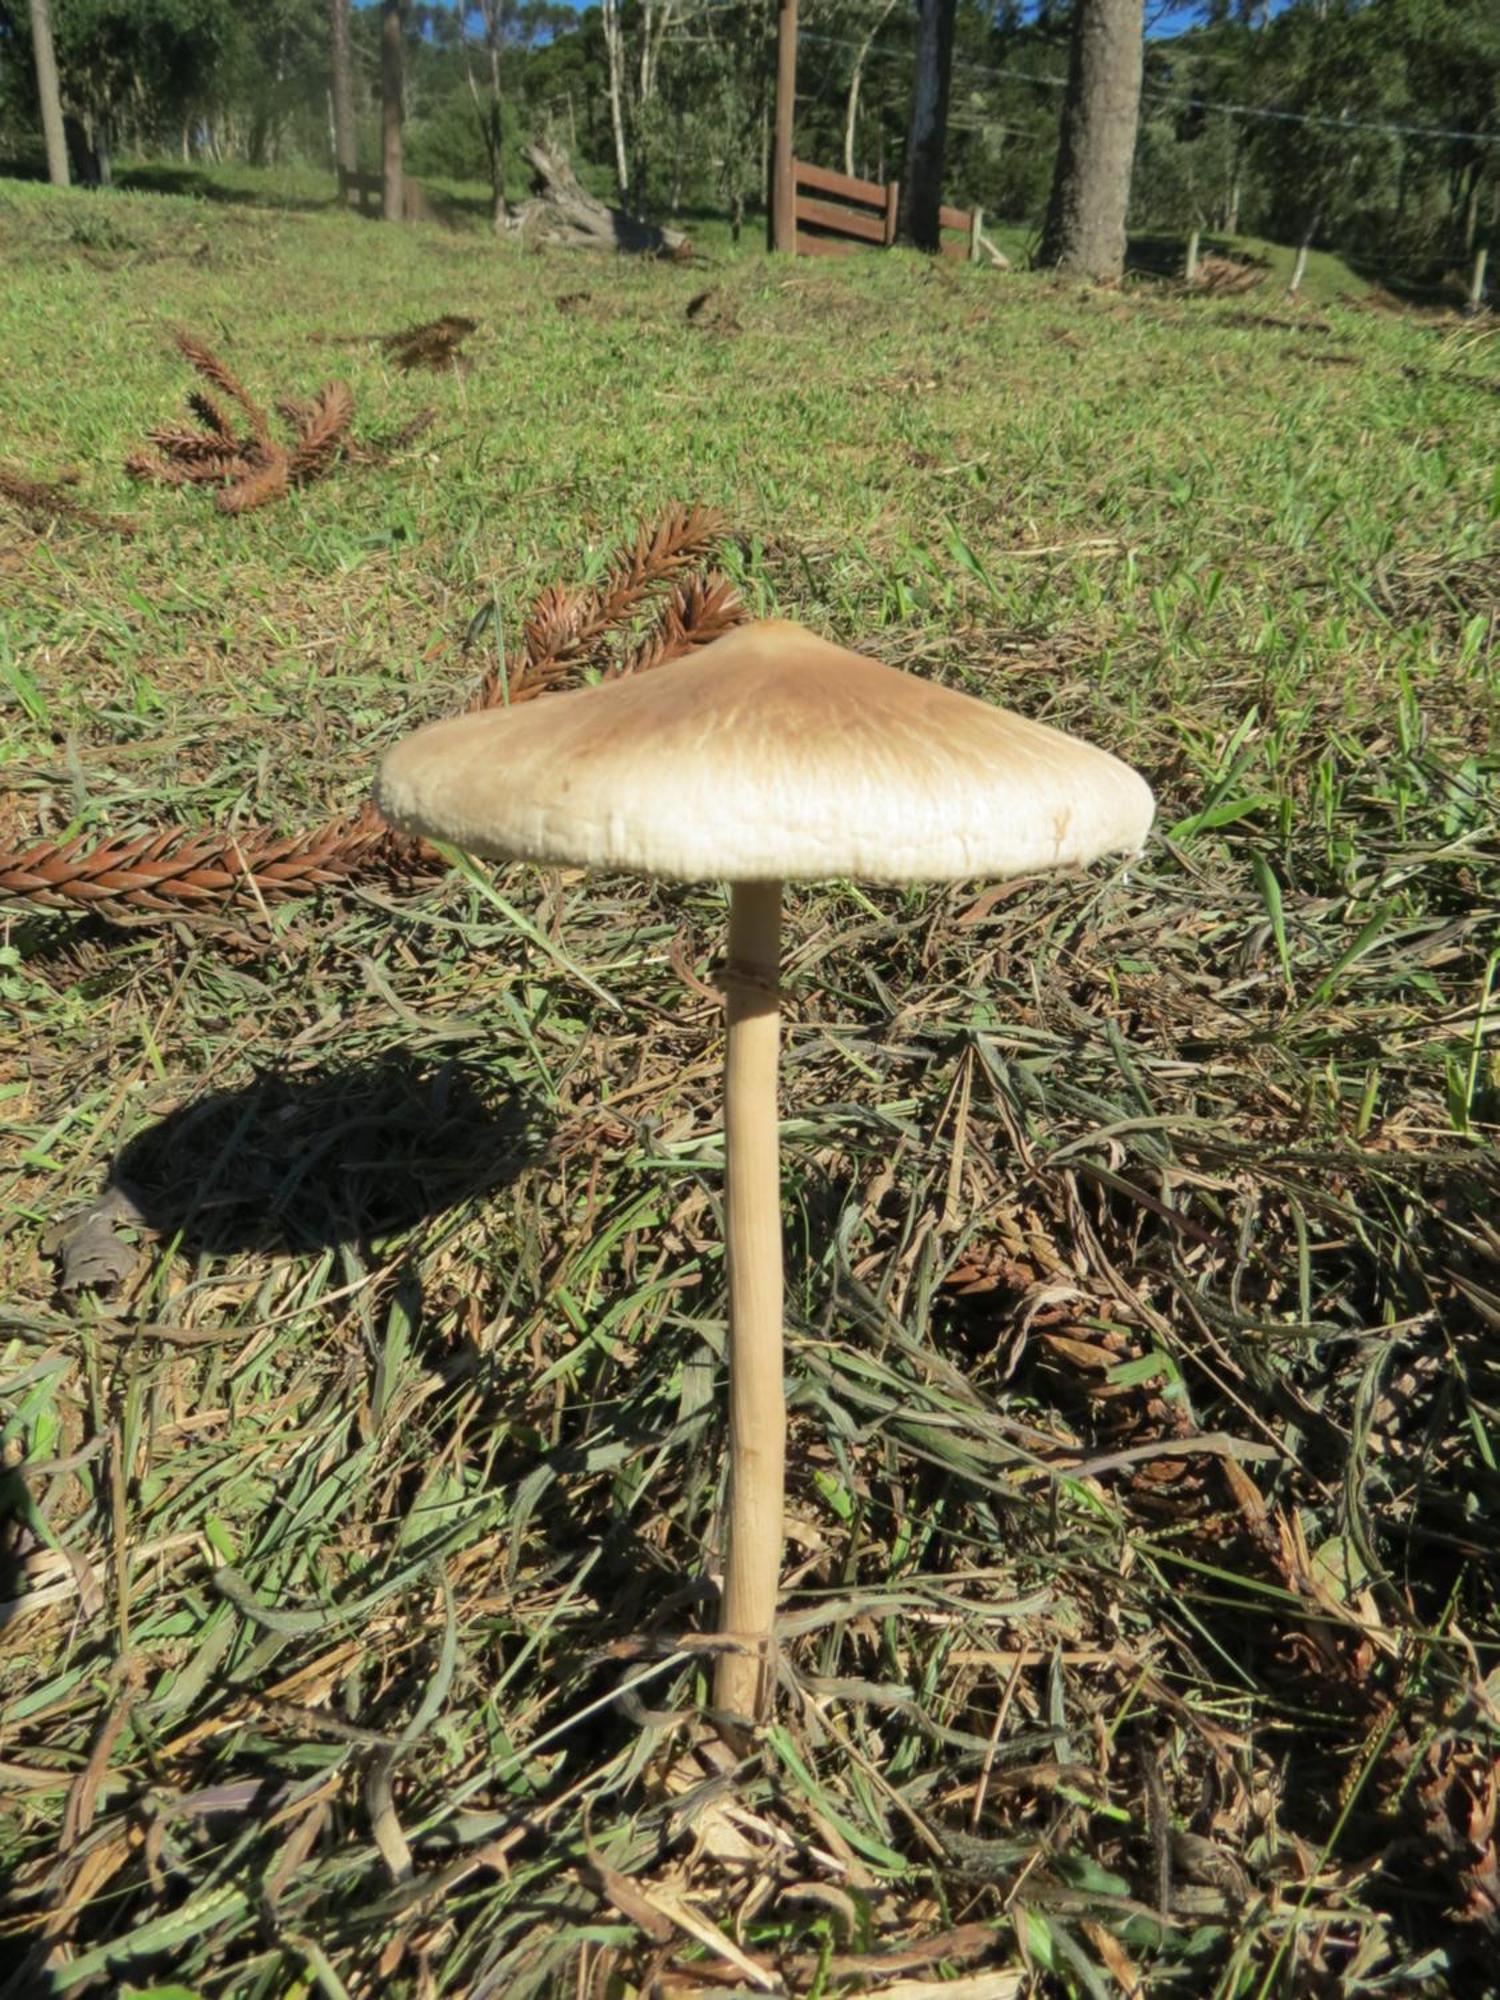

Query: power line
[[796, 29, 1500, 150]]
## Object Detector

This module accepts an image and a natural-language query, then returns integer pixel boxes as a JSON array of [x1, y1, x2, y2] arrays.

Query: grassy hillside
[[2, 171, 1498, 1999]]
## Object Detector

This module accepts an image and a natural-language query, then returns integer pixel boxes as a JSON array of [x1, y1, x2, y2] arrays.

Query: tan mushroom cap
[[376, 619, 1154, 884]]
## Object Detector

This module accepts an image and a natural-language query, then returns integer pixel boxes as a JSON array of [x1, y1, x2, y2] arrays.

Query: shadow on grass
[[109, 1051, 546, 1257], [116, 162, 342, 212], [1124, 231, 1274, 283], [0, 1462, 37, 1636]]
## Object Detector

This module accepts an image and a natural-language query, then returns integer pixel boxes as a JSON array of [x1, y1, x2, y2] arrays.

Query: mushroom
[[376, 619, 1154, 1723]]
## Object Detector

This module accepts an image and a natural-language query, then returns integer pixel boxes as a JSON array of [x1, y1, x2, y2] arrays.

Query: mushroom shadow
[[109, 1052, 547, 1258], [0, 1460, 38, 1636]]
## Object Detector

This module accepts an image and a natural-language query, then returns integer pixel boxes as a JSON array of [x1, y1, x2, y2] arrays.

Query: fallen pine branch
[[126, 330, 361, 515], [0, 510, 745, 925]]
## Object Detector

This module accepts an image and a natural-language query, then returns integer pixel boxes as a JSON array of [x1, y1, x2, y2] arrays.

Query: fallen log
[[510, 138, 689, 257]]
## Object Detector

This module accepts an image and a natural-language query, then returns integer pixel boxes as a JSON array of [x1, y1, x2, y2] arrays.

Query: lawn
[[1, 168, 1498, 1998]]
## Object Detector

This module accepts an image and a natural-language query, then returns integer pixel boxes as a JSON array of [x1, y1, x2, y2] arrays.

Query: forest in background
[[1, 2, 1496, 293]]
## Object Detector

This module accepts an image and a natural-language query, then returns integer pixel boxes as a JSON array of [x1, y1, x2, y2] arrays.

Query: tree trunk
[[601, 0, 631, 208], [329, 0, 357, 180], [900, 0, 957, 251], [1037, 0, 1144, 282], [513, 135, 687, 254], [381, 0, 404, 223], [29, 0, 70, 188], [466, 4, 509, 232], [843, 1, 896, 182], [486, 34, 507, 229]]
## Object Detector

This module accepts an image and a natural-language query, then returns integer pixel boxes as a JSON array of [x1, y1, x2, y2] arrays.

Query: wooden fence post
[[771, 0, 798, 253], [1288, 241, 1309, 297], [968, 206, 984, 264], [883, 179, 900, 246], [1185, 228, 1200, 284], [1469, 246, 1489, 314]]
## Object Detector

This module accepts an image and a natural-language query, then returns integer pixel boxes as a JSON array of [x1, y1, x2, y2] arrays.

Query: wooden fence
[[937, 201, 985, 263], [337, 167, 445, 227], [791, 159, 983, 262], [792, 160, 898, 257], [338, 166, 381, 217]]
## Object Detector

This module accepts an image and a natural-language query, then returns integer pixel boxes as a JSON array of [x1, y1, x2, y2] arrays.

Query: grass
[[1, 165, 1498, 1998]]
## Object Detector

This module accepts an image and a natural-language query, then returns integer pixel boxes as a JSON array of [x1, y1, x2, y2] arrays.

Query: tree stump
[[511, 139, 689, 257]]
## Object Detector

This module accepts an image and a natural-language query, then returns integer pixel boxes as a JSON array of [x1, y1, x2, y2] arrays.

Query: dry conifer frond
[[349, 407, 438, 465], [172, 327, 271, 443], [131, 336, 369, 514], [625, 574, 747, 675], [187, 390, 237, 442], [216, 449, 292, 516], [520, 580, 587, 671], [287, 381, 355, 480], [381, 316, 478, 370], [0, 811, 432, 923], [1, 464, 136, 537], [144, 426, 249, 472], [124, 452, 189, 487], [473, 506, 730, 710], [1194, 255, 1266, 296]]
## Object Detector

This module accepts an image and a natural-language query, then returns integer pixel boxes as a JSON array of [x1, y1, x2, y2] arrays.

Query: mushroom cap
[[376, 620, 1154, 885]]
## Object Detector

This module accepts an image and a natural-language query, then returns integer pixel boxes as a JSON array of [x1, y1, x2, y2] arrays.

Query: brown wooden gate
[[791, 159, 983, 262], [792, 160, 899, 257]]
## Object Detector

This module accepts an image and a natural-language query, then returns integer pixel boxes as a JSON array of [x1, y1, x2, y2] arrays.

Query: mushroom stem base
[[714, 879, 784, 1724]]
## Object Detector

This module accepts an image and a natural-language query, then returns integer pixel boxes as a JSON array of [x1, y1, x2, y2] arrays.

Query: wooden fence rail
[[792, 160, 898, 257], [938, 201, 985, 263], [792, 159, 984, 262]]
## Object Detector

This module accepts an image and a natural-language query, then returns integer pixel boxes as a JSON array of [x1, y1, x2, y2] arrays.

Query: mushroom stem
[[715, 877, 785, 1722]]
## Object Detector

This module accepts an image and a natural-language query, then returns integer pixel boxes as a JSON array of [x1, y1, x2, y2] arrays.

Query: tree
[[465, 0, 509, 229], [900, 0, 956, 249], [329, 0, 356, 179], [1038, 0, 1144, 280], [843, 0, 896, 180], [27, 0, 69, 184], [381, 0, 403, 219], [599, 0, 630, 203]]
